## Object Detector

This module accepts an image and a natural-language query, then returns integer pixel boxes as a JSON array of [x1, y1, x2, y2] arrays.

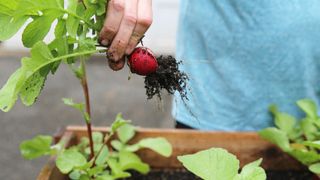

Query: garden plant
[[259, 99, 320, 177], [178, 148, 266, 180], [0, 0, 299, 179], [0, 0, 179, 179]]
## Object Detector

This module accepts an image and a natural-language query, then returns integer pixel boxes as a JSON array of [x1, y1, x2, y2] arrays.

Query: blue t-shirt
[[173, 0, 320, 131]]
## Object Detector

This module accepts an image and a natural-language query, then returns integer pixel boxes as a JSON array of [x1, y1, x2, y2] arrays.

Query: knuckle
[[123, 14, 137, 26], [116, 39, 128, 49], [130, 35, 140, 43], [137, 17, 153, 28], [111, 0, 125, 11], [103, 25, 117, 34]]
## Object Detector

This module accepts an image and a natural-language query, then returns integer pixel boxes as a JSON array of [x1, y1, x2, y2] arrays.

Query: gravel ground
[[0, 55, 174, 180]]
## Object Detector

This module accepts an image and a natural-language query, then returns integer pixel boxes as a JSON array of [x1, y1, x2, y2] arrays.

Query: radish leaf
[[178, 148, 240, 180], [56, 149, 87, 174], [20, 135, 53, 160]]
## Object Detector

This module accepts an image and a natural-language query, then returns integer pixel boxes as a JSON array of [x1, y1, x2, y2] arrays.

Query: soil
[[144, 56, 189, 101], [126, 169, 314, 180], [127, 169, 200, 180], [266, 171, 314, 180]]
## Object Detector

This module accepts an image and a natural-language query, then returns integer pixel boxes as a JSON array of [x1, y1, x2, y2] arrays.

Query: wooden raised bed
[[38, 126, 307, 180]]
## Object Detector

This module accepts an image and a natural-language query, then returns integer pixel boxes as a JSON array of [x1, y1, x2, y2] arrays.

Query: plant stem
[[32, 49, 106, 76], [80, 59, 95, 160], [92, 132, 115, 166]]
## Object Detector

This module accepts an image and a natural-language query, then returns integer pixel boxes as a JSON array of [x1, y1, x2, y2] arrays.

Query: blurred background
[[0, 0, 179, 179]]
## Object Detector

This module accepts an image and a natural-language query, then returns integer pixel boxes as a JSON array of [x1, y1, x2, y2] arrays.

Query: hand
[[99, 0, 153, 71]]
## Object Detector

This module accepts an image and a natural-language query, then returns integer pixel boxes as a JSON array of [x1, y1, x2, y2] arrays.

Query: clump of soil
[[144, 56, 189, 101]]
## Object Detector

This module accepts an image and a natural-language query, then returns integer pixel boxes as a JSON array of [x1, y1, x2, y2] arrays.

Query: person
[[99, 0, 320, 131]]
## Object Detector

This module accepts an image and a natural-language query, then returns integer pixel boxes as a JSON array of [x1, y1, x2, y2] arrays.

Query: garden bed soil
[[38, 126, 312, 180], [127, 170, 313, 180]]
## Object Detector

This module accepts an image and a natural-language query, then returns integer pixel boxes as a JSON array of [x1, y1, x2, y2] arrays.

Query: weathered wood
[[65, 126, 304, 170], [38, 126, 306, 179]]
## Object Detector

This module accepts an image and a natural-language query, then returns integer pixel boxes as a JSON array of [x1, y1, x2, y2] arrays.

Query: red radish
[[128, 47, 158, 76]]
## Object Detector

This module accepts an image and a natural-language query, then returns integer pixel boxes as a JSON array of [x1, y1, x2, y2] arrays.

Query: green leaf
[[119, 151, 150, 174], [297, 99, 318, 119], [237, 159, 266, 180], [19, 42, 55, 106], [107, 158, 131, 179], [96, 145, 109, 166], [136, 137, 172, 157], [300, 119, 318, 141], [87, 165, 105, 177], [79, 175, 90, 180], [287, 127, 303, 141], [258, 128, 291, 152], [66, 0, 84, 37], [117, 124, 136, 144], [288, 149, 320, 165], [110, 113, 130, 134], [76, 160, 93, 171], [22, 10, 61, 47], [77, 137, 89, 151], [96, 173, 114, 180], [55, 19, 67, 38], [0, 68, 26, 112], [96, 0, 107, 15], [83, 0, 106, 16], [111, 140, 124, 151], [20, 135, 53, 160], [56, 149, 87, 174], [309, 163, 320, 174], [69, 170, 81, 180], [0, 0, 28, 40], [62, 98, 91, 123], [125, 144, 140, 152], [62, 98, 85, 112], [20, 68, 48, 106], [303, 141, 320, 149], [269, 105, 296, 135], [48, 37, 68, 73], [0, 14, 28, 41], [78, 38, 96, 58], [85, 144, 103, 156], [93, 132, 103, 144], [0, 41, 98, 112], [15, 0, 61, 16], [0, 0, 20, 15], [178, 148, 240, 180]]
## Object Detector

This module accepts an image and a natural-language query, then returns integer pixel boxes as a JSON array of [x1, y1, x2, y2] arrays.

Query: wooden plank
[[65, 126, 304, 170]]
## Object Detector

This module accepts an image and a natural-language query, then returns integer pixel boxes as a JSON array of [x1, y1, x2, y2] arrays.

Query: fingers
[[108, 0, 138, 62], [126, 0, 153, 55], [101, 0, 153, 71], [99, 0, 125, 46], [108, 55, 125, 71]]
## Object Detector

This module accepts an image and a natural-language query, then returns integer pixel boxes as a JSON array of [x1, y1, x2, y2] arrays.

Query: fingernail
[[101, 39, 109, 46]]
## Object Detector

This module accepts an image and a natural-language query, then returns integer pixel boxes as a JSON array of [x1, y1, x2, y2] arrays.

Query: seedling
[[0, 0, 174, 179], [21, 114, 172, 179], [178, 148, 267, 180], [259, 99, 320, 175]]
